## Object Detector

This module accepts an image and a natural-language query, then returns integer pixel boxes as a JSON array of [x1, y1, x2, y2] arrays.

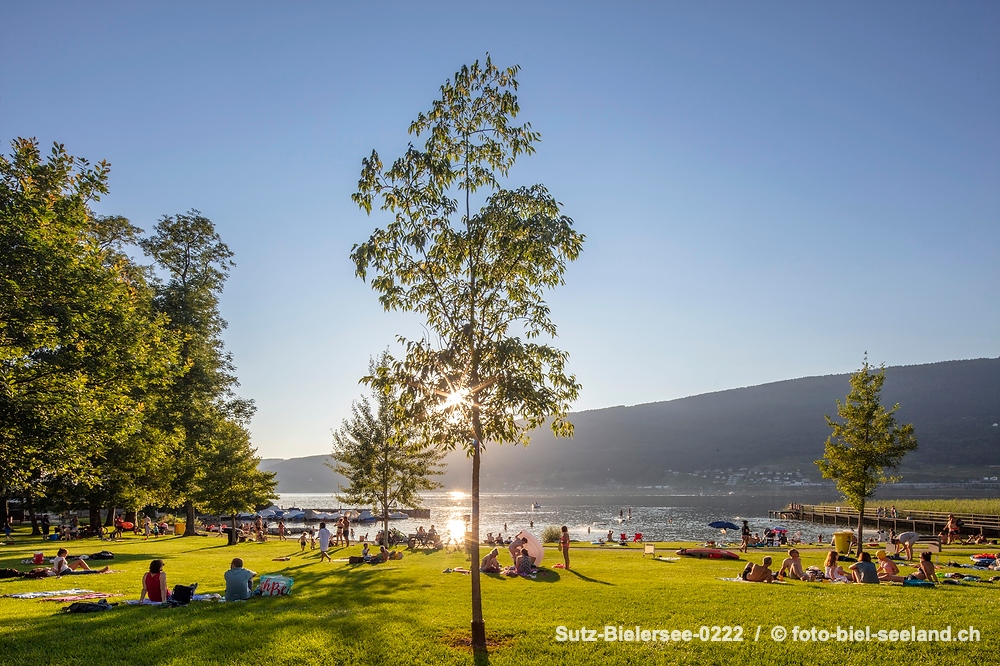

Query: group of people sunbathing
[[480, 532, 537, 574], [741, 548, 937, 584]]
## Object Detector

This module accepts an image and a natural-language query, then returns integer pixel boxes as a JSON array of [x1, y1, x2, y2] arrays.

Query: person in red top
[[140, 559, 169, 603], [560, 525, 571, 570]]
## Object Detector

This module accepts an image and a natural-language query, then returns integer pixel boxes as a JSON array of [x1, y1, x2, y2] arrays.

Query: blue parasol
[[708, 521, 740, 530]]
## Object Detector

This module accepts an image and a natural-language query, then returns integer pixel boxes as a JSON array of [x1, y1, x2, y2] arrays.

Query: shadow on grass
[[565, 569, 613, 585]]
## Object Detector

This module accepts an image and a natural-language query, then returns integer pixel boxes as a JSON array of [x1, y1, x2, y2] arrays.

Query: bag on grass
[[348, 555, 364, 564], [256, 574, 293, 596], [64, 599, 113, 613], [90, 550, 115, 560], [171, 583, 197, 605]]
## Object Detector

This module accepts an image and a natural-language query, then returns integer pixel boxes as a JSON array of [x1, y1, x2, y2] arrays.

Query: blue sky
[[3, 2, 997, 459]]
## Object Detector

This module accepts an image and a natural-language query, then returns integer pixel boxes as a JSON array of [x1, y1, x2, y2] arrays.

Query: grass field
[[2, 527, 998, 666]]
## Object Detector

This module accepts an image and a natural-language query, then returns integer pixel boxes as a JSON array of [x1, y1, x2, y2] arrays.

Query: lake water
[[275, 491, 841, 546]]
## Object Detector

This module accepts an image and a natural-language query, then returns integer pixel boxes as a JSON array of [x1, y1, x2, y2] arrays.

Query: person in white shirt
[[317, 522, 332, 562], [50, 548, 109, 575]]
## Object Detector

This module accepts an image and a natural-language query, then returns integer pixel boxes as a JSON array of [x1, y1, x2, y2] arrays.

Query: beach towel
[[6, 589, 93, 599]]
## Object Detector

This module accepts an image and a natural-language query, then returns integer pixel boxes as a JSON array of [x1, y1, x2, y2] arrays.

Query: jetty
[[770, 504, 1000, 538]]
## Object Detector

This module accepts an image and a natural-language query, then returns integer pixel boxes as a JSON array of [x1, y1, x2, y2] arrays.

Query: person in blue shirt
[[224, 557, 256, 601]]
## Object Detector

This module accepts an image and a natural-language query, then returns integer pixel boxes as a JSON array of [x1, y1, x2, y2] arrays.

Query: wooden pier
[[769, 504, 1000, 539]]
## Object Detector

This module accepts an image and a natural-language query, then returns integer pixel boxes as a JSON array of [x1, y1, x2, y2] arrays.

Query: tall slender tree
[[352, 57, 583, 649], [330, 354, 444, 549], [816, 356, 918, 554], [141, 211, 252, 535]]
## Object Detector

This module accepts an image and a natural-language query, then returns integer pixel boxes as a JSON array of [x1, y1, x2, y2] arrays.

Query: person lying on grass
[[51, 548, 110, 576], [741, 556, 773, 583]]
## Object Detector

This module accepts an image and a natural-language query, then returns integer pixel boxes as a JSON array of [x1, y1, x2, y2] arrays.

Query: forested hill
[[262, 358, 1000, 492]]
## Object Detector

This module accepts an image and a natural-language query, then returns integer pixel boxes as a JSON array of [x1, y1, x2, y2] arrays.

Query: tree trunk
[[856, 500, 865, 556], [105, 506, 115, 527], [88, 502, 102, 535], [185, 501, 196, 536], [27, 497, 41, 536], [470, 431, 485, 649]]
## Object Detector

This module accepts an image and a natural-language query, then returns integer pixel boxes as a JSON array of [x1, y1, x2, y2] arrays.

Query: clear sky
[[3, 2, 997, 460]]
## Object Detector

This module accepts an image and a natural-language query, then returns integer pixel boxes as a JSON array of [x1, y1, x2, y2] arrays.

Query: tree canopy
[[816, 356, 918, 551], [351, 56, 583, 649], [330, 354, 444, 549]]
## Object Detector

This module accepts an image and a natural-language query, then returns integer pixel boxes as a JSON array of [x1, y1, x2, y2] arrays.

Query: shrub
[[541, 525, 561, 543]]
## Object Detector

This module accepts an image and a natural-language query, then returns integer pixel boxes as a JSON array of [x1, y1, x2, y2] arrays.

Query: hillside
[[262, 358, 1000, 492]]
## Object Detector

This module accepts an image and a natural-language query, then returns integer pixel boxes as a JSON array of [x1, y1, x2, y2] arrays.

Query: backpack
[[171, 583, 196, 605], [64, 599, 114, 613], [90, 550, 115, 560]]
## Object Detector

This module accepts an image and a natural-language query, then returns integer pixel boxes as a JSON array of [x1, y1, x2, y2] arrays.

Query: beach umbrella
[[772, 526, 789, 532], [708, 521, 740, 531]]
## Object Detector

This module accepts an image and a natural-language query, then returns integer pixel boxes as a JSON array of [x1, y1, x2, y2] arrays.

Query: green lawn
[[2, 528, 997, 665]]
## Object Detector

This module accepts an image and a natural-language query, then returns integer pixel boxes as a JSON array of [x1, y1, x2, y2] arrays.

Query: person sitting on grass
[[910, 551, 937, 582], [379, 545, 390, 562], [140, 559, 169, 602], [741, 556, 774, 583], [224, 557, 256, 602], [778, 549, 810, 580], [515, 547, 534, 575], [508, 533, 527, 565], [824, 550, 850, 582], [50, 548, 110, 576], [849, 552, 879, 584], [875, 550, 906, 583], [362, 543, 372, 562], [481, 548, 501, 573]]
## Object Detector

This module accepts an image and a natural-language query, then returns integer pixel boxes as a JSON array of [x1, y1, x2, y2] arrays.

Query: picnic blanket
[[124, 593, 222, 605], [39, 593, 123, 602], [5, 589, 93, 599]]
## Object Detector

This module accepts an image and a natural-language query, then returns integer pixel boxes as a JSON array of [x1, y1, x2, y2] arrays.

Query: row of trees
[[0, 138, 275, 534]]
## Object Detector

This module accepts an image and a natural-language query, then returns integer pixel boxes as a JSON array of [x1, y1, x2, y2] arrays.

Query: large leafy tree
[[816, 356, 918, 553], [0, 139, 178, 528], [330, 354, 444, 549], [196, 415, 277, 537], [141, 211, 254, 535], [351, 57, 583, 648]]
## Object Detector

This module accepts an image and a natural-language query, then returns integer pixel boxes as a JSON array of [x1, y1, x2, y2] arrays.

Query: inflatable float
[[676, 548, 740, 560]]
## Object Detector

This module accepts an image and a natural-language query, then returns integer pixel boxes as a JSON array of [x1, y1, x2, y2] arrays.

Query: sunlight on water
[[448, 490, 469, 500]]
